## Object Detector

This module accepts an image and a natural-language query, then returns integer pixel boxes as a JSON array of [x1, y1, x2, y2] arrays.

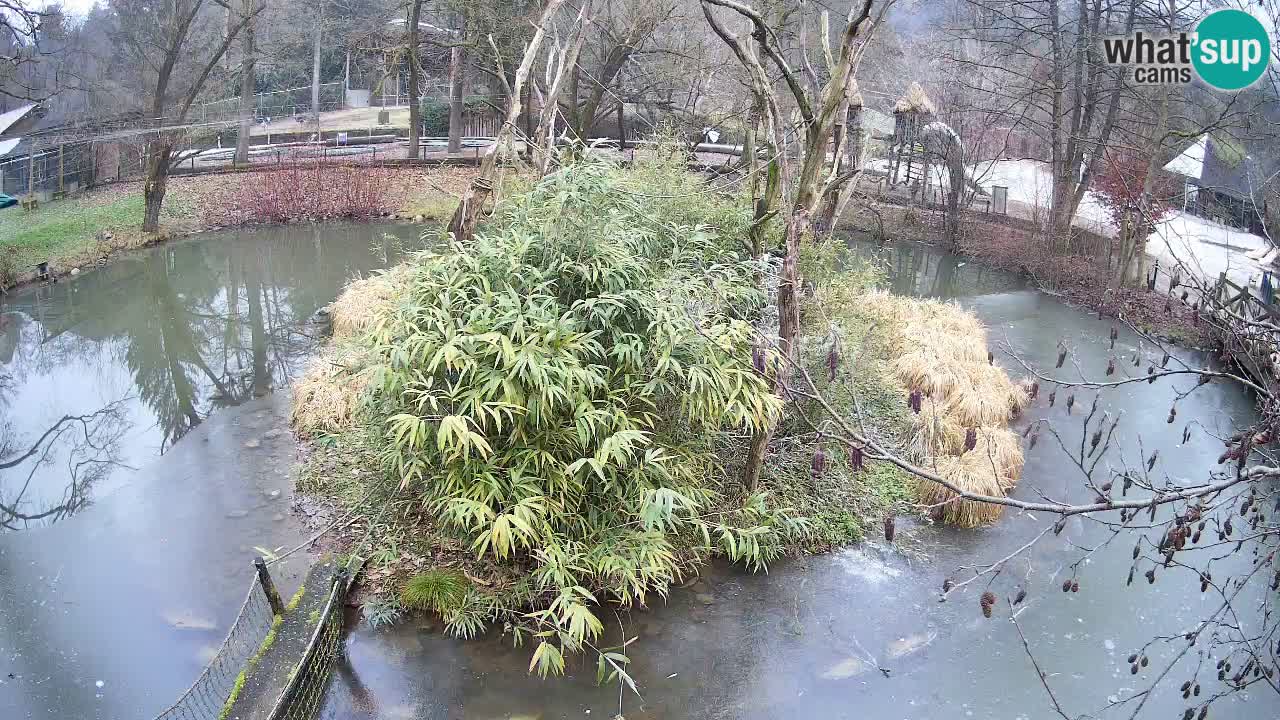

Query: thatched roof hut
[[893, 82, 936, 115]]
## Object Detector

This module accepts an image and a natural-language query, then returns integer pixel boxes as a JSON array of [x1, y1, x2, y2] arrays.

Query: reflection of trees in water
[[116, 239, 328, 450], [862, 240, 1018, 299], [0, 225, 412, 526], [0, 399, 131, 530]]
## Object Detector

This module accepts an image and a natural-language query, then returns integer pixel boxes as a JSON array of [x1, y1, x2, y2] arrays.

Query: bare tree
[[702, 0, 889, 490], [0, 1, 53, 104], [111, 0, 261, 232], [447, 0, 568, 242], [940, 0, 1137, 246], [533, 2, 591, 175], [563, 0, 674, 139]]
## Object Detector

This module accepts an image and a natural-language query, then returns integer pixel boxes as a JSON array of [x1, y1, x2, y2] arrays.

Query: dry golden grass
[[290, 352, 372, 436], [915, 453, 1006, 527], [861, 291, 1029, 527], [329, 265, 412, 341], [292, 264, 413, 434]]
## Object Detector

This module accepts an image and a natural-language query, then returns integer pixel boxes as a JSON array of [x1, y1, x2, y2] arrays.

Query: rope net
[[153, 577, 276, 720], [266, 566, 357, 720]]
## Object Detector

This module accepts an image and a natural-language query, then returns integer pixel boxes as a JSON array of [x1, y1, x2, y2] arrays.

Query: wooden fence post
[[27, 142, 36, 197], [254, 556, 286, 616]]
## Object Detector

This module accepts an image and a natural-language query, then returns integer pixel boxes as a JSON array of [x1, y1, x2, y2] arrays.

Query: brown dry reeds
[[862, 291, 1028, 527], [916, 454, 1006, 527], [292, 265, 412, 434], [290, 353, 371, 436], [329, 265, 412, 341]]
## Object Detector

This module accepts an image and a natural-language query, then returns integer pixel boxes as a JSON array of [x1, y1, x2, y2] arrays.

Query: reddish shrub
[[1093, 150, 1176, 231], [204, 159, 394, 226]]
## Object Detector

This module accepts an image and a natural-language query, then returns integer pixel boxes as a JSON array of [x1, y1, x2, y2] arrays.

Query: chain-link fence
[[152, 576, 277, 720], [193, 83, 347, 125], [0, 139, 101, 198], [265, 560, 362, 720]]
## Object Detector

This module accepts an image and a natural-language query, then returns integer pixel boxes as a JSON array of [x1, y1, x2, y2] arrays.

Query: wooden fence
[[1208, 272, 1280, 389]]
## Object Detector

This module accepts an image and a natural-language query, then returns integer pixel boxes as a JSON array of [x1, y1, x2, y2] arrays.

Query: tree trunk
[[1130, 1, 1174, 291], [234, 0, 256, 166], [749, 152, 780, 259], [616, 100, 625, 150], [405, 0, 423, 160], [142, 140, 174, 233], [743, 95, 760, 193], [536, 15, 589, 176], [447, 39, 465, 154], [311, 11, 323, 136], [742, 207, 807, 492], [448, 0, 564, 241], [246, 266, 270, 397]]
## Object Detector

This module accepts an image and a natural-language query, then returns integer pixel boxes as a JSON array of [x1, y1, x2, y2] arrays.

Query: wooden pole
[[27, 142, 36, 197], [617, 100, 625, 150], [254, 556, 286, 615]]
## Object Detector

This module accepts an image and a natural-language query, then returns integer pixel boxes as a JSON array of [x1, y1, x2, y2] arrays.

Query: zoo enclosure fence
[[264, 561, 363, 720]]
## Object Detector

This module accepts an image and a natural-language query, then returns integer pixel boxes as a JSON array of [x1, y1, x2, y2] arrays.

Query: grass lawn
[[0, 179, 212, 288], [0, 165, 476, 289], [0, 179, 205, 289], [0, 191, 143, 269]]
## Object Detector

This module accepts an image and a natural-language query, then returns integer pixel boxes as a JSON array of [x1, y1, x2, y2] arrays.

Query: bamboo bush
[[362, 157, 805, 675]]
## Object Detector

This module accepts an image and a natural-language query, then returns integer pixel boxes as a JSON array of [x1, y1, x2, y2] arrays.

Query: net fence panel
[[267, 570, 349, 720], [153, 578, 276, 720]]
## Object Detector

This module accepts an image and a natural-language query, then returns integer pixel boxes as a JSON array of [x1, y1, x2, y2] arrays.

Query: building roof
[[1163, 135, 1206, 178], [893, 82, 936, 115], [0, 103, 38, 137]]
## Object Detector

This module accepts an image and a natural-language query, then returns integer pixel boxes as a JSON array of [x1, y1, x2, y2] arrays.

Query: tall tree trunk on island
[[311, 9, 323, 136], [448, 0, 566, 242], [701, 0, 880, 492], [406, 0, 424, 159], [447, 16, 466, 154], [234, 0, 256, 166], [535, 4, 590, 176]]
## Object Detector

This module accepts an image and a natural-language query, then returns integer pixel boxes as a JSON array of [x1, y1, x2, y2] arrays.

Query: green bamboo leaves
[[365, 157, 803, 671]]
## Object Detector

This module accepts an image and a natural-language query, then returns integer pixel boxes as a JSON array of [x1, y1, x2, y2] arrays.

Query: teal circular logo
[[1193, 9, 1270, 91]]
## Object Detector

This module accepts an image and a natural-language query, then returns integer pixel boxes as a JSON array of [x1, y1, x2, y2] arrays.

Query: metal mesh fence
[[193, 83, 347, 125], [266, 565, 356, 720], [152, 577, 277, 720], [0, 139, 101, 198]]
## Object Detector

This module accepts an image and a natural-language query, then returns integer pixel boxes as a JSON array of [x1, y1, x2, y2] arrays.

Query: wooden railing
[[1211, 272, 1280, 325]]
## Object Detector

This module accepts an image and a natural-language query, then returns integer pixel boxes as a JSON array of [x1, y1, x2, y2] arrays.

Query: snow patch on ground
[[1149, 212, 1271, 288], [864, 155, 1274, 286], [971, 159, 1272, 286], [969, 159, 1112, 232]]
